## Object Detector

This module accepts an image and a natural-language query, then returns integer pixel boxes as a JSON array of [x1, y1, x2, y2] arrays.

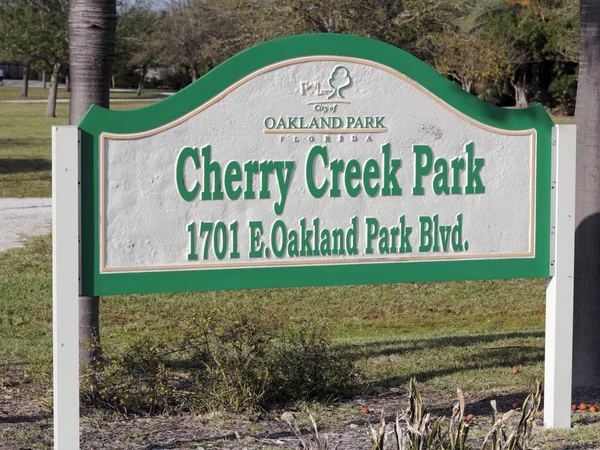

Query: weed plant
[[363, 379, 542, 450], [79, 307, 357, 415]]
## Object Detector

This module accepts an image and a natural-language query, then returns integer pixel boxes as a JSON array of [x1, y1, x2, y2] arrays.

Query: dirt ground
[[2, 368, 600, 450]]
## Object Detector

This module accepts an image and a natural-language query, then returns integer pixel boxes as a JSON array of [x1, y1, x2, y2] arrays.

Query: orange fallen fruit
[[590, 405, 598, 413], [579, 403, 587, 411], [512, 367, 519, 375], [571, 404, 577, 411], [361, 406, 369, 414]]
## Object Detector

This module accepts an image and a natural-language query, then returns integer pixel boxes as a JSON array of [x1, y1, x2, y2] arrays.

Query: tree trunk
[[461, 77, 473, 94], [510, 73, 528, 108], [20, 64, 29, 97], [42, 70, 47, 89], [45, 62, 61, 118], [65, 75, 70, 92], [191, 65, 198, 82], [69, 0, 117, 367], [69, 0, 116, 124], [136, 68, 144, 96], [573, 0, 600, 388]]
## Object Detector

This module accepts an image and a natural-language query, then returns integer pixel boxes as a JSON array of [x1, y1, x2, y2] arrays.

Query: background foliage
[[0, 0, 580, 113]]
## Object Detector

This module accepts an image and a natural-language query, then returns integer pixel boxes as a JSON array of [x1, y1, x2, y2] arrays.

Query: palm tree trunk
[[573, 0, 600, 387], [20, 64, 29, 97], [69, 0, 116, 124], [45, 62, 61, 118], [69, 0, 117, 367]]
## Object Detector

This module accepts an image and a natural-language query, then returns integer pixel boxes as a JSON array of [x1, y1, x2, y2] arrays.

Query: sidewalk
[[0, 198, 52, 252], [0, 98, 163, 103]]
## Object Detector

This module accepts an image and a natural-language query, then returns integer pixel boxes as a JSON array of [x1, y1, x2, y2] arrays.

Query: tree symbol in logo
[[328, 66, 352, 100]]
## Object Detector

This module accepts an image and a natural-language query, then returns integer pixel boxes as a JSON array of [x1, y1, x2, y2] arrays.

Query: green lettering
[[413, 145, 432, 195], [201, 145, 223, 200], [465, 142, 485, 194], [330, 159, 345, 197], [345, 159, 361, 197], [363, 159, 380, 197], [224, 161, 242, 200], [175, 146, 200, 201], [381, 144, 402, 196], [365, 217, 379, 254], [433, 159, 449, 195], [306, 146, 329, 198], [259, 160, 275, 199], [249, 221, 264, 257], [273, 161, 294, 215], [450, 157, 465, 195], [244, 160, 259, 199]]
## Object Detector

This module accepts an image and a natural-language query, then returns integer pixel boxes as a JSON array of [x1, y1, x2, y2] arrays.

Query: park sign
[[53, 34, 576, 448], [77, 34, 553, 297]]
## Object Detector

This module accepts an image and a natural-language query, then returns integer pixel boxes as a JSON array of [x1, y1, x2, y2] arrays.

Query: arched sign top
[[78, 33, 553, 296], [80, 33, 553, 134]]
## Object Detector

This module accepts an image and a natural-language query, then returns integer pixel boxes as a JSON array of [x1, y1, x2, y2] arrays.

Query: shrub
[[80, 308, 357, 415], [81, 338, 178, 415]]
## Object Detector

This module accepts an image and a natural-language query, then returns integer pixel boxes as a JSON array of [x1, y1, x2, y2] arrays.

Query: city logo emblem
[[300, 66, 352, 105], [264, 64, 386, 134], [328, 66, 352, 100]]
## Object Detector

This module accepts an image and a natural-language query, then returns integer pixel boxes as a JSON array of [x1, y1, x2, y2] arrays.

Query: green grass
[[1, 237, 598, 448], [551, 114, 575, 124], [0, 86, 71, 100], [0, 105, 594, 447], [0, 101, 156, 197], [0, 234, 546, 389]]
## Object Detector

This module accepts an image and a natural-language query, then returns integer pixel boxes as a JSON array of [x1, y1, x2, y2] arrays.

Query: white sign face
[[100, 58, 536, 273]]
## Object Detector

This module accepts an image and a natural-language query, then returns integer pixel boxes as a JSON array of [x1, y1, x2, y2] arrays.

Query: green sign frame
[[79, 33, 553, 296]]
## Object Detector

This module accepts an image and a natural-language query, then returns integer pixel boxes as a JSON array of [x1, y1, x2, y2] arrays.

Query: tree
[[477, 0, 579, 109], [433, 33, 511, 94], [0, 0, 68, 111], [0, 0, 38, 96], [114, 0, 160, 96], [69, 0, 117, 364], [573, 0, 600, 388], [32, 0, 69, 118], [243, 0, 469, 57], [156, 0, 242, 83]]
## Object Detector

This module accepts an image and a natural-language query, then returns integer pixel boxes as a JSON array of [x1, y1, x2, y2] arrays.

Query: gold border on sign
[[99, 56, 537, 273], [263, 128, 387, 134]]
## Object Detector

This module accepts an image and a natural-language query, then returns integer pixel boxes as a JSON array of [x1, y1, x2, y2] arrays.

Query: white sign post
[[544, 124, 576, 428], [52, 126, 80, 450]]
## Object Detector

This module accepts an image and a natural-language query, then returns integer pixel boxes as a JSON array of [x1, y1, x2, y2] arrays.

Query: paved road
[[0, 198, 52, 252], [0, 78, 174, 97], [0, 98, 163, 104]]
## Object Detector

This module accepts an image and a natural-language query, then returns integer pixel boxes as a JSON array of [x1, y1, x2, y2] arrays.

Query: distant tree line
[[0, 0, 579, 115]]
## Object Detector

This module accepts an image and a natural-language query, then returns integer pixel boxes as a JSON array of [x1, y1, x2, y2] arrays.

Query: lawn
[[0, 101, 156, 197], [1, 236, 599, 448], [1, 102, 597, 448]]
